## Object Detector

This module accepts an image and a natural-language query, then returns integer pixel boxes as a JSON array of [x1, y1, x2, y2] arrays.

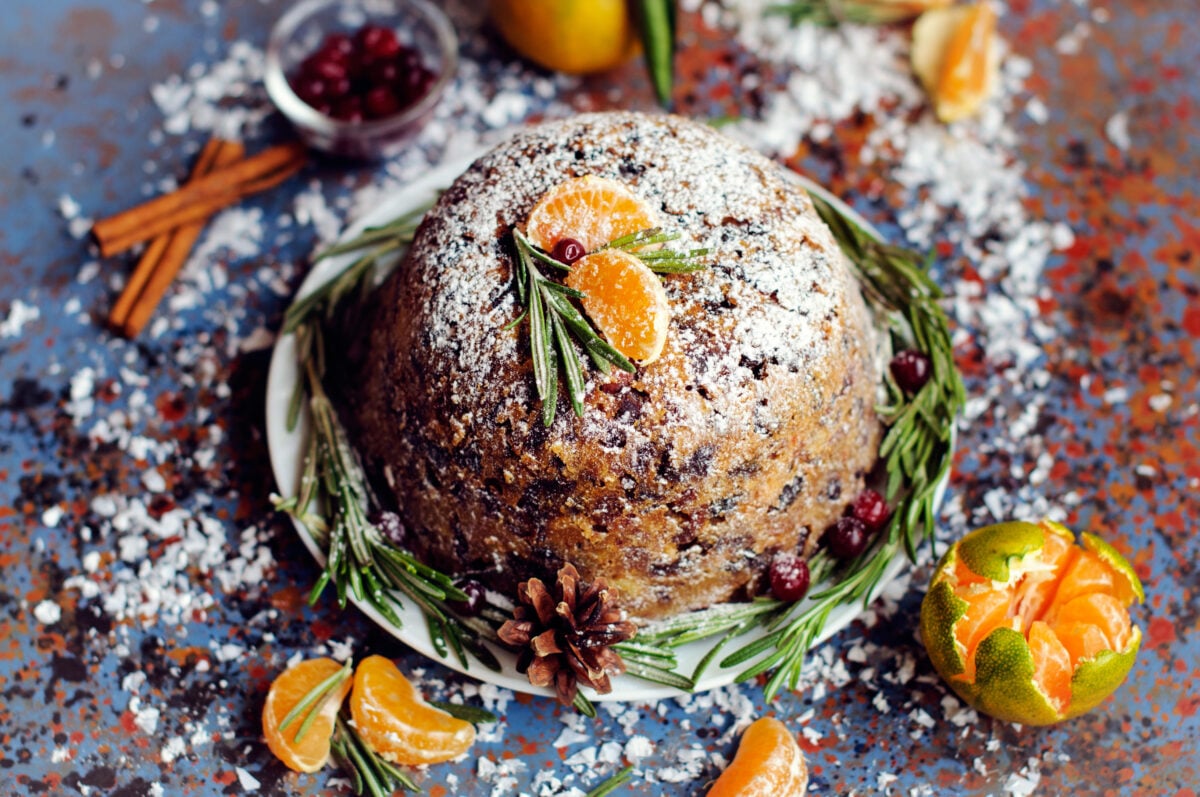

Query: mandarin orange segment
[[349, 655, 475, 766], [1047, 593, 1132, 651], [1027, 621, 1072, 715], [565, 249, 670, 363], [705, 716, 808, 797], [262, 657, 352, 773], [524, 175, 660, 254], [1052, 621, 1113, 668], [1053, 549, 1120, 607], [935, 3, 997, 122], [954, 587, 1016, 678]]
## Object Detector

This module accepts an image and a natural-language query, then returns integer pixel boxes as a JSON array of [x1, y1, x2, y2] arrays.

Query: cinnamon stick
[[110, 139, 245, 338], [92, 141, 307, 257]]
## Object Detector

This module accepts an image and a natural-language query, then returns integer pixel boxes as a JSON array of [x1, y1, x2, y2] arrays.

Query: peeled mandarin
[[262, 657, 352, 773], [911, 3, 1000, 123], [349, 655, 475, 766], [705, 716, 808, 797], [524, 175, 660, 255], [564, 249, 670, 363], [920, 519, 1143, 725]]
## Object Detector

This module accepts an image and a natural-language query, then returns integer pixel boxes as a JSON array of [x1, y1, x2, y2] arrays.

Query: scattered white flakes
[[42, 506, 64, 528], [1105, 110, 1131, 151], [129, 696, 161, 735], [872, 691, 891, 714], [553, 727, 592, 748], [33, 599, 62, 625], [160, 736, 187, 763], [1103, 386, 1129, 404], [141, 468, 167, 493], [624, 735, 654, 762], [1054, 21, 1091, 55], [1, 299, 40, 338], [1024, 97, 1049, 124], [1149, 393, 1172, 413], [235, 767, 260, 791], [878, 772, 900, 790], [293, 182, 343, 246], [1004, 767, 1041, 796]]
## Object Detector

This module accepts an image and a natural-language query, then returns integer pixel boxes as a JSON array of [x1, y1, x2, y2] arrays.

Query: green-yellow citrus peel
[[920, 519, 1143, 725]]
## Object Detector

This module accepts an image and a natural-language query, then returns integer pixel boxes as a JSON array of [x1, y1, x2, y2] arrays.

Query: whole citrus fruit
[[920, 519, 1143, 725], [488, 0, 640, 75]]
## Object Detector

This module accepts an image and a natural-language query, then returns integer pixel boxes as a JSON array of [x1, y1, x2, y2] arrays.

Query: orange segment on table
[[262, 657, 352, 774], [350, 655, 476, 766]]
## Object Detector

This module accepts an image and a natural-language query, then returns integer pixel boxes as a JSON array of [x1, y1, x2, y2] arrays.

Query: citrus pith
[[349, 655, 476, 766], [262, 657, 353, 773], [705, 716, 808, 797], [920, 519, 1143, 725]]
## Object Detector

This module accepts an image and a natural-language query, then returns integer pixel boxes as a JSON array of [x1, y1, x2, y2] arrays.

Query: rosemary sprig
[[586, 765, 636, 797], [331, 713, 420, 796], [276, 205, 506, 674], [633, 0, 676, 108], [510, 227, 708, 425], [427, 701, 498, 725], [277, 660, 353, 744], [511, 228, 636, 426], [768, 0, 922, 27]]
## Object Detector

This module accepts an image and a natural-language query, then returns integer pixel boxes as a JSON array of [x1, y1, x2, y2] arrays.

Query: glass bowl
[[265, 0, 457, 159]]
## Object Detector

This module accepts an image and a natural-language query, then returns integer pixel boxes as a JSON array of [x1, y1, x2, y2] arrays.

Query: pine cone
[[497, 563, 637, 706]]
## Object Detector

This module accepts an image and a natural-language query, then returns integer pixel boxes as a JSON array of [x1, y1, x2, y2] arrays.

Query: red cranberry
[[451, 579, 486, 616], [325, 76, 353, 99], [356, 24, 401, 61], [370, 510, 406, 547], [551, 238, 586, 265], [320, 33, 354, 61], [293, 76, 326, 105], [367, 58, 401, 87], [890, 349, 932, 394], [851, 489, 890, 533], [331, 96, 364, 122], [364, 85, 401, 119], [769, 553, 811, 603], [826, 517, 869, 560], [303, 55, 348, 82]]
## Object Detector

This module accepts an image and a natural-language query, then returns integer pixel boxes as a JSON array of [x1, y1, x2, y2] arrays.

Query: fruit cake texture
[[340, 112, 883, 620]]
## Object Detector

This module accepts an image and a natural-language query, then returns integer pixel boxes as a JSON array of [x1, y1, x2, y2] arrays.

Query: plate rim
[[265, 148, 940, 702]]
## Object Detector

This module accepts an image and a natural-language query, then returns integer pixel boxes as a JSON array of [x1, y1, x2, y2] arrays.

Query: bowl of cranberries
[[265, 0, 456, 158]]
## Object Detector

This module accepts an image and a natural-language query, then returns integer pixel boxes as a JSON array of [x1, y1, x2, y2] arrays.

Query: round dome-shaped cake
[[341, 112, 883, 620]]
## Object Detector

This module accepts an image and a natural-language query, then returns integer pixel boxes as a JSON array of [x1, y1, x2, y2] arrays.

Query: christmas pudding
[[339, 112, 884, 620]]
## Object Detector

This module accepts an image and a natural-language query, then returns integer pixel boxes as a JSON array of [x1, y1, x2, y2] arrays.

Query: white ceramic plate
[[266, 150, 943, 702]]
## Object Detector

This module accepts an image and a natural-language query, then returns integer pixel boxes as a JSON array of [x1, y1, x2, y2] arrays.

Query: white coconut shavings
[[1, 299, 40, 338]]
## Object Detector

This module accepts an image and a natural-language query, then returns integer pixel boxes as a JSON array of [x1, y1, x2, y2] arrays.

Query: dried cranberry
[[325, 76, 353, 99], [401, 67, 435, 102], [769, 553, 811, 603], [367, 58, 400, 87], [890, 349, 932, 394], [451, 579, 486, 616], [551, 238, 586, 265], [364, 85, 401, 119], [370, 510, 406, 547], [331, 97, 364, 122], [320, 33, 354, 61], [851, 489, 890, 533], [303, 55, 348, 83], [826, 516, 870, 560], [356, 24, 401, 61], [293, 76, 326, 105]]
